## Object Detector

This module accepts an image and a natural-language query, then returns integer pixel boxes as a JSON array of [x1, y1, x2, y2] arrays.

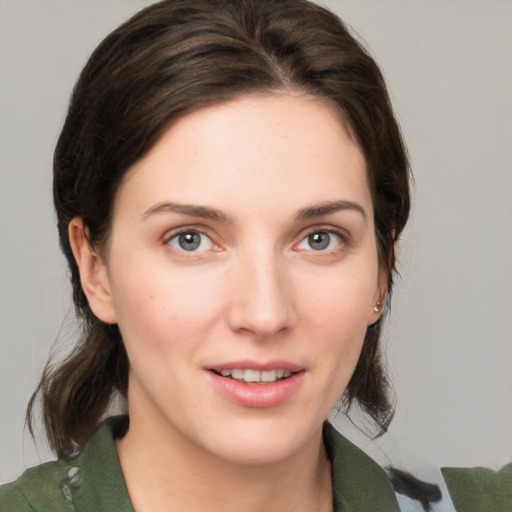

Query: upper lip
[[207, 360, 304, 373]]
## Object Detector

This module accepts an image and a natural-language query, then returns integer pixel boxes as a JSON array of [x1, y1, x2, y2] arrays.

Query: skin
[[70, 92, 386, 512]]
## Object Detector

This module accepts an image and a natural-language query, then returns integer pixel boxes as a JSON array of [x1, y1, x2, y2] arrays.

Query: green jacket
[[0, 417, 510, 511]]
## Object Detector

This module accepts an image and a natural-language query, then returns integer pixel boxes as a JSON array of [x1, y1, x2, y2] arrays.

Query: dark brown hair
[[27, 0, 410, 458]]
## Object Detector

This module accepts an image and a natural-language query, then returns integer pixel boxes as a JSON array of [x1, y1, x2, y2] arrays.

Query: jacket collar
[[23, 416, 398, 511], [323, 422, 400, 511]]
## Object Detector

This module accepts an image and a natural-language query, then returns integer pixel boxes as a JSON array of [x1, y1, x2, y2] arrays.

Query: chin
[[195, 414, 322, 466]]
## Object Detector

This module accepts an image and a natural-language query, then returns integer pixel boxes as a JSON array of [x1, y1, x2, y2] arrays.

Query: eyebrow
[[141, 199, 367, 224], [141, 201, 230, 222], [295, 200, 368, 223]]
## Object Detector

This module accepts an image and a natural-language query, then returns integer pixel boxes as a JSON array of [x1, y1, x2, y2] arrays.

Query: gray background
[[1, 0, 511, 483]]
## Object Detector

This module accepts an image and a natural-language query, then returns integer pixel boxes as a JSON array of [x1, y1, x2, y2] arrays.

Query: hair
[[27, 0, 410, 458]]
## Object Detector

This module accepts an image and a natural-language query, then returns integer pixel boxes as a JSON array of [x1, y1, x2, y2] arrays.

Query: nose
[[227, 249, 297, 339]]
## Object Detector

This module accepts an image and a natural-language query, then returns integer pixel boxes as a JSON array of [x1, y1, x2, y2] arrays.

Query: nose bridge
[[228, 240, 295, 337]]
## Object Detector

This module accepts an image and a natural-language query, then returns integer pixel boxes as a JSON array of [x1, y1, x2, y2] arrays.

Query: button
[[60, 466, 81, 502]]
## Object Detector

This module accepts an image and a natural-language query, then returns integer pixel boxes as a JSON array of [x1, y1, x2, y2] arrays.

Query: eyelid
[[164, 225, 207, 241], [294, 225, 349, 251], [164, 225, 220, 253], [303, 224, 349, 240]]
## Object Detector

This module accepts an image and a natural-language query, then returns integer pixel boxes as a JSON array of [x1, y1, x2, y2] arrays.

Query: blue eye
[[298, 230, 343, 251], [168, 231, 214, 252]]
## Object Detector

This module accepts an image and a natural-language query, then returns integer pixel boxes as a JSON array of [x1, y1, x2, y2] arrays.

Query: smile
[[214, 368, 293, 383], [207, 367, 305, 408]]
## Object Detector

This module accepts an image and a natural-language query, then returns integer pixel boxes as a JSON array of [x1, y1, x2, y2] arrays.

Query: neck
[[116, 412, 333, 512]]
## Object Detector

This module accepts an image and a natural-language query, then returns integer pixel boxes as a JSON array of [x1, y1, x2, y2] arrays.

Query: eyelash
[[164, 226, 348, 255], [165, 228, 216, 253], [295, 227, 347, 253]]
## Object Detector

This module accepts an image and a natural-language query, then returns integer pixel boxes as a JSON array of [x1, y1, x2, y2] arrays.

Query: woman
[[0, 1, 509, 511]]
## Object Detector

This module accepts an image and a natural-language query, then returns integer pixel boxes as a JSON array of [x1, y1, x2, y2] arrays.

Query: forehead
[[115, 92, 372, 221]]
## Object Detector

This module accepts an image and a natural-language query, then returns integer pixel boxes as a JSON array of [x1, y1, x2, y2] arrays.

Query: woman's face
[[88, 93, 384, 465]]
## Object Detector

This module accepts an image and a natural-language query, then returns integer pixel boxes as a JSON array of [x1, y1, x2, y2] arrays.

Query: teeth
[[244, 369, 260, 382], [231, 369, 244, 379], [217, 368, 293, 383], [261, 370, 277, 382]]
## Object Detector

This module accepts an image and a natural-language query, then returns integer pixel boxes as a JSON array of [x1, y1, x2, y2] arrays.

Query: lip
[[204, 360, 305, 408], [208, 360, 304, 373]]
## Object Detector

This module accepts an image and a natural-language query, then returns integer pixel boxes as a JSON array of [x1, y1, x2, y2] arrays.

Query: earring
[[373, 301, 381, 313]]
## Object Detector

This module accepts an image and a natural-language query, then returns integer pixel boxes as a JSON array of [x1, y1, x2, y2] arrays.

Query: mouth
[[210, 368, 294, 384], [206, 364, 305, 408], [205, 360, 305, 407]]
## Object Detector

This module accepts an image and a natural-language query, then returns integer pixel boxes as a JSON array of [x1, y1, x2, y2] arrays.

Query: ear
[[368, 268, 389, 326], [68, 218, 117, 324], [368, 230, 396, 325]]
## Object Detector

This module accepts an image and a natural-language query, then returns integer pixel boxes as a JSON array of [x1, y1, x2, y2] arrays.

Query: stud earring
[[373, 301, 381, 313]]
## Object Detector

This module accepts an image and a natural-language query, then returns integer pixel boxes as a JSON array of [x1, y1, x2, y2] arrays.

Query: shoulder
[[442, 462, 512, 512], [0, 416, 133, 512], [0, 458, 75, 512], [324, 422, 401, 511]]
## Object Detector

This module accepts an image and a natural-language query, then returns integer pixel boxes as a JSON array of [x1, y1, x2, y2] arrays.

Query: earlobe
[[368, 299, 383, 325], [68, 218, 117, 324], [368, 272, 388, 325]]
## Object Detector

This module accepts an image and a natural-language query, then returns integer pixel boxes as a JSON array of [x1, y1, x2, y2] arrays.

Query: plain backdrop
[[1, 0, 511, 484]]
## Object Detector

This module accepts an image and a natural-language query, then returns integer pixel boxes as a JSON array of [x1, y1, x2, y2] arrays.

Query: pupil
[[179, 233, 200, 251], [309, 232, 330, 250]]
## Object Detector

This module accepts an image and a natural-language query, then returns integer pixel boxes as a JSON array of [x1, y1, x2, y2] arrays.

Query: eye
[[297, 230, 344, 252], [167, 230, 214, 252]]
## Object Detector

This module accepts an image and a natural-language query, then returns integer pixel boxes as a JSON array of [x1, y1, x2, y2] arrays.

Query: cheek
[[298, 266, 378, 330], [296, 265, 377, 380], [108, 256, 225, 350]]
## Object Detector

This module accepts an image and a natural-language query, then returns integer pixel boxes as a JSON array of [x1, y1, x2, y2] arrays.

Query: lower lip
[[205, 370, 305, 408]]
